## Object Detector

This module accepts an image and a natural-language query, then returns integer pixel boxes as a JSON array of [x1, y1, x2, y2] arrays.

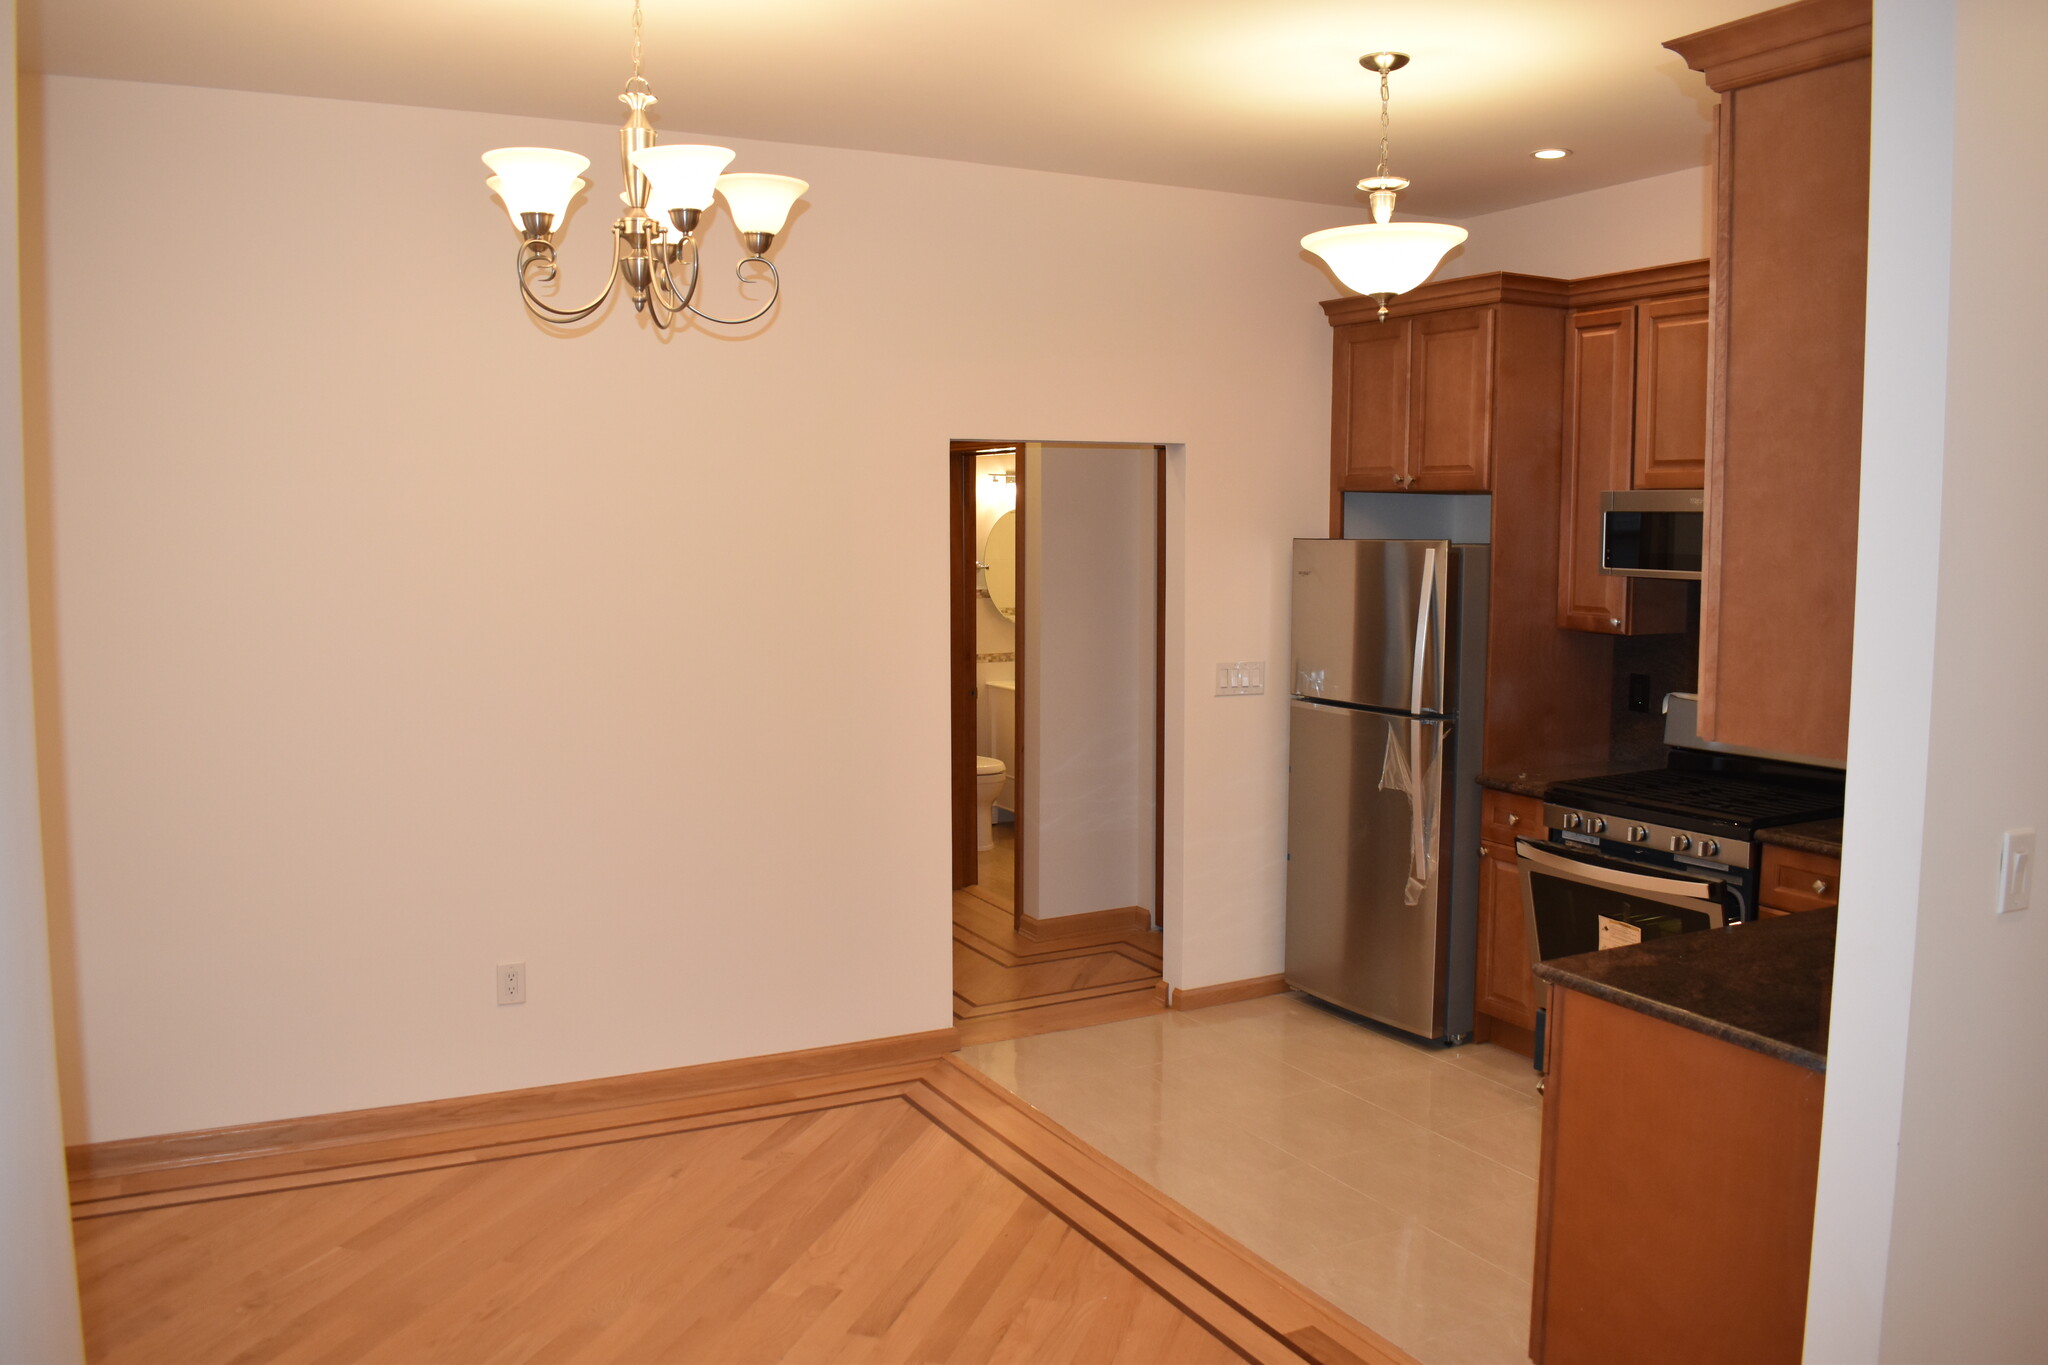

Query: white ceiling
[[21, 0, 1763, 218]]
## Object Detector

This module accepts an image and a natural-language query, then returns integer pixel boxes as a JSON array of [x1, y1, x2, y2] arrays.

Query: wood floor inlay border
[[73, 1056, 1417, 1365]]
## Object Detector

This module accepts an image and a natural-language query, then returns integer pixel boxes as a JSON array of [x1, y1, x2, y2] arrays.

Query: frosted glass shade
[[487, 175, 585, 233], [630, 144, 736, 213], [715, 173, 809, 235], [1301, 222, 1469, 298], [482, 147, 592, 225]]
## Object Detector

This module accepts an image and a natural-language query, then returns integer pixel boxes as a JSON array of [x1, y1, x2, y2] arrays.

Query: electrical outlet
[[1999, 829, 2035, 915], [497, 961, 527, 1005]]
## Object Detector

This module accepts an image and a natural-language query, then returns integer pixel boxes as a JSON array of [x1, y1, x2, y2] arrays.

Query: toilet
[[974, 756, 1007, 852]]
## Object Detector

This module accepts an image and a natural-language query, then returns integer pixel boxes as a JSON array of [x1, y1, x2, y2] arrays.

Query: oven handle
[[1514, 839, 1715, 899]]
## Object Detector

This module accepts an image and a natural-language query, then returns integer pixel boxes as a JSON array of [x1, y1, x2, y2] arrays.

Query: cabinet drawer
[[1760, 845, 1842, 913], [1482, 790, 1545, 849]]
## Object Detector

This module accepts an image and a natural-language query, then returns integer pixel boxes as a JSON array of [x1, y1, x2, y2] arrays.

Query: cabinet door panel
[[1332, 320, 1411, 490], [1409, 308, 1495, 490], [1633, 294, 1709, 490], [1557, 306, 1635, 634], [1476, 843, 1538, 1031]]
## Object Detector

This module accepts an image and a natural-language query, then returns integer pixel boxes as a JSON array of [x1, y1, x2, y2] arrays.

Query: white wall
[[1444, 165, 1711, 280], [0, 1, 86, 1355], [29, 76, 1342, 1141], [1809, 2, 2048, 1359], [1021, 444, 1157, 920]]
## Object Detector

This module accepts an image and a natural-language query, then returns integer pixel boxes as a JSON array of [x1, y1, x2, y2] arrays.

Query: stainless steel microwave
[[1600, 490, 1704, 580]]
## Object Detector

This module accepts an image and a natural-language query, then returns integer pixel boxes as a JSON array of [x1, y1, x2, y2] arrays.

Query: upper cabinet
[[1669, 0, 1872, 765], [1555, 264, 1708, 636], [1329, 303, 1498, 492]]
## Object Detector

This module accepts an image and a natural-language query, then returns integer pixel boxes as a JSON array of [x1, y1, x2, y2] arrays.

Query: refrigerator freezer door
[[1291, 539, 1451, 714], [1285, 699, 1450, 1037]]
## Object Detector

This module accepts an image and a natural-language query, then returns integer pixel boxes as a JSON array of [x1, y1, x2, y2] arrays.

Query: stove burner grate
[[1549, 768, 1841, 828]]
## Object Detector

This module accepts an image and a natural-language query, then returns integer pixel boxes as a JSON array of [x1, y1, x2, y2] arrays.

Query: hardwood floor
[[73, 1058, 1417, 1365], [954, 826, 1166, 1045]]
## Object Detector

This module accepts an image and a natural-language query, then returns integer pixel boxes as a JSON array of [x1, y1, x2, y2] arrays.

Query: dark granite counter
[[1532, 909, 1834, 1073], [1757, 818, 1844, 858], [1476, 766, 1622, 800]]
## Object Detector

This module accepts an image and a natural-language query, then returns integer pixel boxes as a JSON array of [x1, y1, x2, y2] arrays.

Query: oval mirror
[[983, 511, 1018, 618]]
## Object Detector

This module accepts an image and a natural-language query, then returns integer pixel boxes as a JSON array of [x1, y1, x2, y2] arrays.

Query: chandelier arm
[[514, 231, 625, 324], [683, 256, 781, 327], [650, 239, 702, 313]]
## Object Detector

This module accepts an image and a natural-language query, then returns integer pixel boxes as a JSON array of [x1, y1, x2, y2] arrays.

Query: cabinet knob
[[1608, 618, 1621, 628], [1812, 879, 1829, 895], [1506, 813, 1519, 826]]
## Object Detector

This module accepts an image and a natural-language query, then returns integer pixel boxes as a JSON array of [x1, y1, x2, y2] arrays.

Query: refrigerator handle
[[1408, 546, 1436, 716]]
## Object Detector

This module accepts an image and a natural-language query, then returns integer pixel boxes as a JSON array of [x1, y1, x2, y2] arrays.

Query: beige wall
[[1810, 2, 2048, 1358], [1021, 444, 1158, 921], [1445, 165, 1710, 280], [1, 2, 87, 1354], [30, 76, 1345, 1142]]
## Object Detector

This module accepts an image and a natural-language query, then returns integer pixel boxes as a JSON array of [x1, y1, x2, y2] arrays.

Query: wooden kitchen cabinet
[[1532, 986, 1823, 1364], [1760, 845, 1842, 915], [1329, 304, 1495, 492], [1476, 790, 1545, 1049], [1555, 267, 1707, 637], [1669, 0, 1871, 764]]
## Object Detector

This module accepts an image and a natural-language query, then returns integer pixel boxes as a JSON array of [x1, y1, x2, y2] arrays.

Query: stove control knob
[[1628, 825, 1649, 843], [1587, 817, 1608, 836], [1700, 839, 1720, 858], [1670, 834, 1693, 853], [1563, 813, 1582, 831]]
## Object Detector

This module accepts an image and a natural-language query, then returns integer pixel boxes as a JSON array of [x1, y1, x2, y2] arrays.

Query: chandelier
[[481, 0, 808, 333], [1302, 53, 1467, 321]]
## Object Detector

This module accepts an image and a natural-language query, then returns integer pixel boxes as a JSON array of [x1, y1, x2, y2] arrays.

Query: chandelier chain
[[1377, 66, 1392, 180], [631, 0, 645, 81]]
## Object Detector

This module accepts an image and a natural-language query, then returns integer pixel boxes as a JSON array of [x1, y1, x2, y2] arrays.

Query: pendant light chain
[[1376, 64, 1393, 181], [631, 0, 646, 83]]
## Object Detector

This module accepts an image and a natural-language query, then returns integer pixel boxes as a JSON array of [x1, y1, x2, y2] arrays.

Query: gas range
[[1543, 764, 1844, 874]]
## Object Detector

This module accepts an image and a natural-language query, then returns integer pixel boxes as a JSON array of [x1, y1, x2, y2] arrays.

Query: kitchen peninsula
[[1528, 912, 1832, 1364]]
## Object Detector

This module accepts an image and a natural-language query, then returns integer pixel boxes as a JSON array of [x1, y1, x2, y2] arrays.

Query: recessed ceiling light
[[1531, 148, 1572, 160]]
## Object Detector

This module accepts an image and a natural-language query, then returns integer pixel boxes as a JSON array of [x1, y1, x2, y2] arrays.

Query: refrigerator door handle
[[1408, 546, 1436, 716]]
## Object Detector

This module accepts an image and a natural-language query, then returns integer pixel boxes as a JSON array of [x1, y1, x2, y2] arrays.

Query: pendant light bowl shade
[[487, 175, 586, 232], [1302, 222, 1468, 299], [629, 144, 736, 212], [482, 148, 592, 223], [715, 173, 809, 236]]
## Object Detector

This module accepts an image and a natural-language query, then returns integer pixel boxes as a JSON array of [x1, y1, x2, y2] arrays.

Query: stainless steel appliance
[[1285, 538, 1489, 1042], [1601, 489, 1704, 580], [1518, 698, 1845, 1004]]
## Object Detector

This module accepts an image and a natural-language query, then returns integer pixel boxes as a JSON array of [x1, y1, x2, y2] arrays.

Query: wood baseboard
[[1475, 1013, 1538, 1059], [1170, 973, 1292, 1011], [1020, 905, 1153, 940], [68, 1027, 959, 1190]]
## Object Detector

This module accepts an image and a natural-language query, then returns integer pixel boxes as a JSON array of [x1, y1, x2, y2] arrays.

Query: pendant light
[[1302, 53, 1467, 321]]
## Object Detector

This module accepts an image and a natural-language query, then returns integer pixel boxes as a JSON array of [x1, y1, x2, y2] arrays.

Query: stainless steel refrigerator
[[1285, 538, 1489, 1043]]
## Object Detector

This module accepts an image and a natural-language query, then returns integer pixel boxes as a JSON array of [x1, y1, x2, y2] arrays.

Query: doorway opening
[[948, 440, 1168, 1044]]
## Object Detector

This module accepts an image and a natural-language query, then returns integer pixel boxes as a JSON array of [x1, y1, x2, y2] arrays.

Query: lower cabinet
[[1758, 846, 1842, 918], [1531, 988, 1823, 1365], [1476, 791, 1544, 1049]]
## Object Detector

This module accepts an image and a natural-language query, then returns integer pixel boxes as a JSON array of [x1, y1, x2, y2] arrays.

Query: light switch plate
[[1999, 829, 2035, 914], [1215, 661, 1266, 697]]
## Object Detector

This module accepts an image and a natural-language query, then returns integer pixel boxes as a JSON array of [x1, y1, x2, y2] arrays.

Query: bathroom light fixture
[[1301, 53, 1468, 321], [1532, 148, 1573, 160], [481, 0, 808, 334]]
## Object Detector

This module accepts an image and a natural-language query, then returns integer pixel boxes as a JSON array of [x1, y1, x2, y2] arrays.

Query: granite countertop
[[1757, 818, 1844, 858], [1532, 909, 1834, 1072], [1476, 766, 1622, 800]]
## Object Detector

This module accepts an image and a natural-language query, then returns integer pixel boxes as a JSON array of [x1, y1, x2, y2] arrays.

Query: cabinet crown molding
[[1667, 0, 1871, 93], [1321, 272, 1571, 325]]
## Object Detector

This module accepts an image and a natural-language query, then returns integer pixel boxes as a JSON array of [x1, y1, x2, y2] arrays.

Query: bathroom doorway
[[948, 440, 1167, 1043]]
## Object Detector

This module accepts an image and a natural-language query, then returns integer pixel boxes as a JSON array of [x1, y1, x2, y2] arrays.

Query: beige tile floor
[[959, 992, 1542, 1365]]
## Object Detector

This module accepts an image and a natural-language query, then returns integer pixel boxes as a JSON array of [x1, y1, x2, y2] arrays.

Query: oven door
[[1516, 838, 1738, 1001]]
